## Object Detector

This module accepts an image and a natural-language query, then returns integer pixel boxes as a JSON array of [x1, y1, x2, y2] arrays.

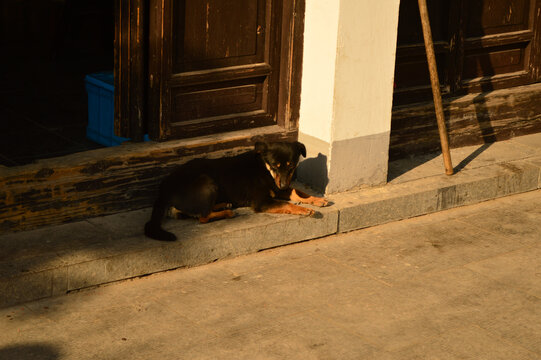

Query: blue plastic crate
[[85, 72, 149, 146]]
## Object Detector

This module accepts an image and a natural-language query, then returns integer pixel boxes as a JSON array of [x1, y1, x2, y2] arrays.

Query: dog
[[144, 141, 328, 241]]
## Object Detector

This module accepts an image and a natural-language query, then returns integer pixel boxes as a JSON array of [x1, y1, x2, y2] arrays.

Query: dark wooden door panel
[[149, 0, 288, 141], [394, 53, 447, 89], [168, 76, 274, 138], [464, 0, 530, 36], [462, 46, 527, 79], [174, 83, 262, 120], [173, 0, 266, 72]]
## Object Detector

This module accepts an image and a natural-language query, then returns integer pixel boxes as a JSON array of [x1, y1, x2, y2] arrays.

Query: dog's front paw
[[305, 208, 317, 217], [168, 206, 187, 219], [312, 197, 329, 207]]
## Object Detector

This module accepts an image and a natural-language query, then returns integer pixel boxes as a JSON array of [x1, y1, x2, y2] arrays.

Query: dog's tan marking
[[265, 162, 281, 188], [265, 163, 277, 180], [290, 189, 329, 207], [269, 189, 276, 198], [168, 207, 182, 219], [261, 201, 314, 216], [168, 203, 232, 220], [199, 209, 235, 224], [213, 203, 232, 211]]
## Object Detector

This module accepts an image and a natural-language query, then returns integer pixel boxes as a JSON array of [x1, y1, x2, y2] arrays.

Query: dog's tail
[[144, 221, 176, 241], [144, 198, 177, 241]]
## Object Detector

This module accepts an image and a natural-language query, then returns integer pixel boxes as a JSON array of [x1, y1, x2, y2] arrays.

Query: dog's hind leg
[[198, 209, 235, 223], [168, 203, 232, 221], [145, 197, 177, 241]]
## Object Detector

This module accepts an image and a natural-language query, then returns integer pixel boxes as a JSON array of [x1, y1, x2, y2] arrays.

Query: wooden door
[[390, 0, 541, 159], [393, 0, 541, 105], [148, 0, 299, 141]]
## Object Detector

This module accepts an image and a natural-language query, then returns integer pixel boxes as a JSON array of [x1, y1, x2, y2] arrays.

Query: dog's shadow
[[295, 153, 329, 195]]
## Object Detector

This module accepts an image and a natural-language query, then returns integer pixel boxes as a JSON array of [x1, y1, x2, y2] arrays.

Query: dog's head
[[255, 141, 306, 190]]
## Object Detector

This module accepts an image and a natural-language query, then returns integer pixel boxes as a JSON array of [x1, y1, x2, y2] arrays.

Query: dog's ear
[[255, 142, 268, 154], [295, 141, 306, 157]]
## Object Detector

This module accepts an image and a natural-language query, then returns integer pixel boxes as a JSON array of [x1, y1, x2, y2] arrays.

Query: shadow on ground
[[0, 343, 61, 360]]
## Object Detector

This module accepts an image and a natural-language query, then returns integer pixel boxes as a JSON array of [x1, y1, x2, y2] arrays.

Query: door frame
[[115, 0, 305, 143], [114, 0, 147, 141]]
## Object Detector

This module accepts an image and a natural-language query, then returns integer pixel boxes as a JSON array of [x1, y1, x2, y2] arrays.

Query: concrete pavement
[[1, 189, 540, 359]]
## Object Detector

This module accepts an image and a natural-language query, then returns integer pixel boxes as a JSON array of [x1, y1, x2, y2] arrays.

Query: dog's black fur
[[144, 141, 316, 241]]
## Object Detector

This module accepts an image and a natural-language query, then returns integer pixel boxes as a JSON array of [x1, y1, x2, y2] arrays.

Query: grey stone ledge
[[1, 155, 539, 307]]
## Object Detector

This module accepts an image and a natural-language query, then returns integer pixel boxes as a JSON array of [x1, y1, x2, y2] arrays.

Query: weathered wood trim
[[464, 29, 534, 50], [0, 126, 297, 234], [390, 82, 541, 160], [286, 0, 306, 130], [114, 0, 147, 141], [529, 0, 541, 81], [147, 0, 162, 140], [171, 63, 272, 87], [395, 41, 450, 58], [460, 70, 531, 93]]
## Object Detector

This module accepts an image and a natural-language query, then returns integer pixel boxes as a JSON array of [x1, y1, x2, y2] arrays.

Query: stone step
[[1, 134, 540, 307]]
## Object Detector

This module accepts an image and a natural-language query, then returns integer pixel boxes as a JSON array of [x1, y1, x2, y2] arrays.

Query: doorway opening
[[0, 0, 114, 166]]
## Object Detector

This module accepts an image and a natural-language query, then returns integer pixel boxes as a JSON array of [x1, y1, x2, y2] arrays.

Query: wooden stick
[[418, 0, 454, 175]]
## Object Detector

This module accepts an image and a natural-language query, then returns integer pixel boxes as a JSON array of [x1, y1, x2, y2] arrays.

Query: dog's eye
[[275, 163, 281, 168], [286, 161, 291, 167]]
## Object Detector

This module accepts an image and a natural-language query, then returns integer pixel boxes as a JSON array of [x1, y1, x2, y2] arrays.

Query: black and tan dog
[[144, 141, 328, 241]]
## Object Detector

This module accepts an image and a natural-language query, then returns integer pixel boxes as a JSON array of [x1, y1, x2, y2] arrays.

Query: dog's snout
[[273, 173, 289, 190], [279, 176, 290, 190]]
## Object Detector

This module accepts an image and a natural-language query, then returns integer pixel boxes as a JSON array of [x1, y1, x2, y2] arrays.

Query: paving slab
[[465, 245, 541, 299], [413, 267, 541, 356], [396, 324, 539, 360], [0, 134, 540, 307]]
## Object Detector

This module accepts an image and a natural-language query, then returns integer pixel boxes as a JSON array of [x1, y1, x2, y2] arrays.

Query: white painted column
[[296, 0, 401, 194]]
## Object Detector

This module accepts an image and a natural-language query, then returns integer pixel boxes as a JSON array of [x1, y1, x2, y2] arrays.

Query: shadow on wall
[[295, 153, 329, 194], [0, 344, 61, 360]]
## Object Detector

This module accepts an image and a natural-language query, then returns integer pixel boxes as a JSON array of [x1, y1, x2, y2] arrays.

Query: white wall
[[298, 0, 340, 144], [297, 0, 401, 193], [331, 0, 400, 141]]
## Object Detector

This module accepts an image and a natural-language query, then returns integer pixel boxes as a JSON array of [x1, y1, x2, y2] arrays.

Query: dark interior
[[0, 0, 113, 166]]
